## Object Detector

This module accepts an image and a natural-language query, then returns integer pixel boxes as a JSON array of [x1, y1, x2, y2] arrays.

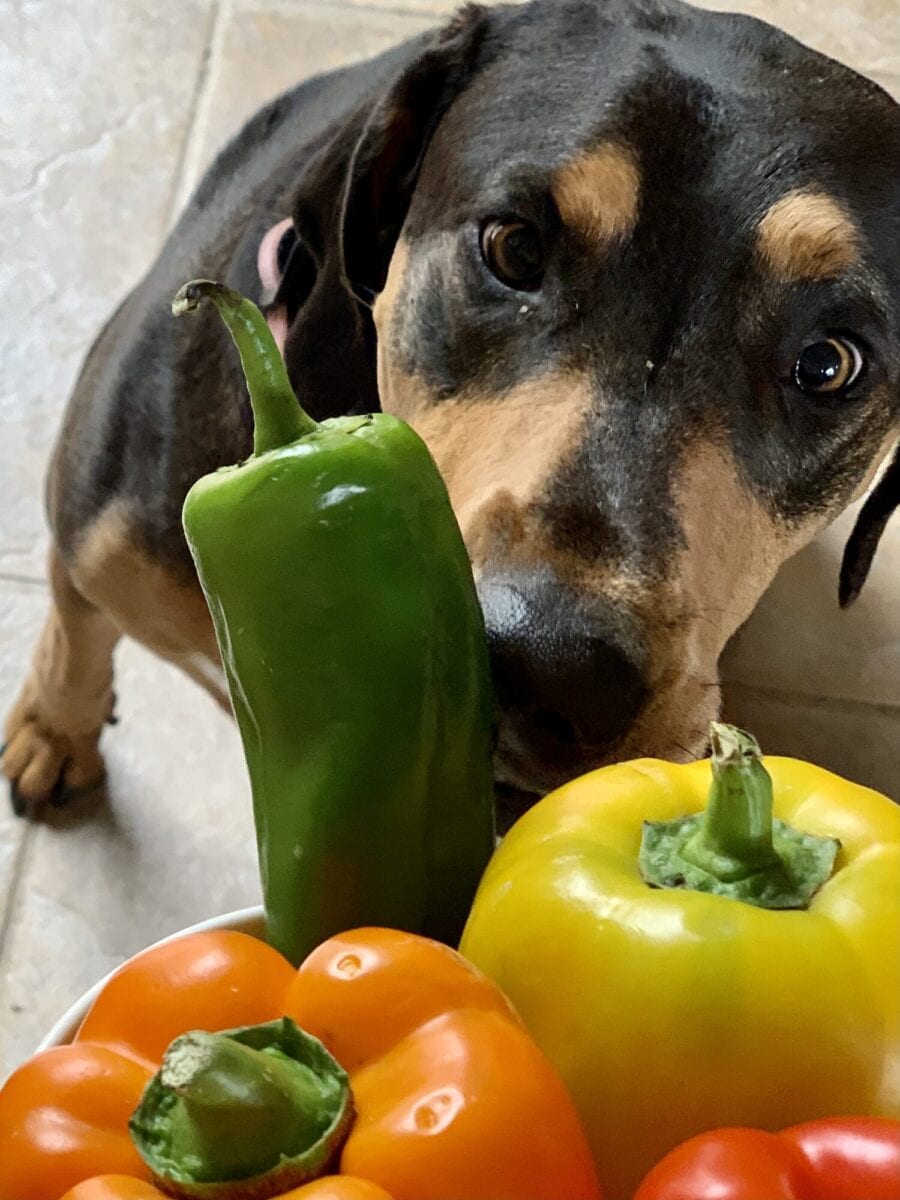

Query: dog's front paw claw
[[9, 780, 29, 819], [2, 709, 105, 814], [48, 773, 73, 809]]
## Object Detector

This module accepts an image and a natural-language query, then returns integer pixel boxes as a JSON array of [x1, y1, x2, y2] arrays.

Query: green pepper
[[173, 280, 495, 966]]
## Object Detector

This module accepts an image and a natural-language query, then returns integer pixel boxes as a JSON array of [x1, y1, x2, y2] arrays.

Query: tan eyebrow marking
[[755, 189, 861, 281], [552, 141, 641, 244]]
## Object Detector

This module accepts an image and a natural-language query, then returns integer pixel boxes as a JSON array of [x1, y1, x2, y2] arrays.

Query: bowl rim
[[37, 904, 266, 1052]]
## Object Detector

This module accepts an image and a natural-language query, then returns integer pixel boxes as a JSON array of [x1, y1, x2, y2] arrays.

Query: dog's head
[[282, 0, 900, 802]]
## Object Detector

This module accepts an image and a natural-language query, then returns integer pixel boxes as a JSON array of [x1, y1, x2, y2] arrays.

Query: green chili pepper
[[173, 280, 495, 966]]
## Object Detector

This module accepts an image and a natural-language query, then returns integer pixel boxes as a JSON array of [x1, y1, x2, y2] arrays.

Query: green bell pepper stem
[[172, 280, 317, 454], [639, 722, 840, 909], [682, 723, 780, 880], [130, 1019, 354, 1197], [158, 1031, 326, 1178]]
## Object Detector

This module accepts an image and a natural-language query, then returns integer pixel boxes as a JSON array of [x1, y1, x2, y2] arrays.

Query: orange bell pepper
[[61, 1176, 395, 1200], [0, 931, 292, 1200], [60, 1181, 166, 1200], [284, 928, 600, 1200], [0, 1046, 153, 1194], [0, 928, 600, 1200], [76, 929, 298, 1068]]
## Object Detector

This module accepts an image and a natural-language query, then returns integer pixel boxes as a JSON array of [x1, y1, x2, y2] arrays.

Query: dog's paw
[[2, 694, 106, 815]]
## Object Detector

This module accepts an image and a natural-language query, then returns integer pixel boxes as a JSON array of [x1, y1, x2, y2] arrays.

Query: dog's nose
[[479, 573, 647, 788]]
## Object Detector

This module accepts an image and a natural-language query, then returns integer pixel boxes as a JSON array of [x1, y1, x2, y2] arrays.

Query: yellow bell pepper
[[460, 724, 900, 1200]]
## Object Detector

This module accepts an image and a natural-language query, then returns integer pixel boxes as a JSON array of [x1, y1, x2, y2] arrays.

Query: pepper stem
[[130, 1019, 354, 1197], [638, 722, 840, 909], [681, 723, 780, 881], [158, 1031, 325, 1180], [172, 279, 317, 455]]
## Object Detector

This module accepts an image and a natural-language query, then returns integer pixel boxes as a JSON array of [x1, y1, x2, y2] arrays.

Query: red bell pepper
[[634, 1117, 900, 1200]]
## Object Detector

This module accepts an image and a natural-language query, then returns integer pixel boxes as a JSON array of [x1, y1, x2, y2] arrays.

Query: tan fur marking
[[377, 244, 604, 585], [675, 443, 804, 651], [72, 501, 228, 706], [376, 241, 585, 543], [2, 548, 120, 800], [850, 427, 898, 502], [3, 505, 230, 801], [607, 444, 815, 762], [393, 371, 593, 553], [756, 189, 860, 281], [552, 142, 640, 243]]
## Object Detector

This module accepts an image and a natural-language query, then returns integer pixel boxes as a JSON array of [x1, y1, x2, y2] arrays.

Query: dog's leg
[[3, 549, 120, 810], [3, 501, 233, 810]]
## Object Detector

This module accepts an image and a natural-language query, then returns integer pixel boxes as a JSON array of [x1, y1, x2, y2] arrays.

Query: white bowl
[[37, 905, 266, 1051]]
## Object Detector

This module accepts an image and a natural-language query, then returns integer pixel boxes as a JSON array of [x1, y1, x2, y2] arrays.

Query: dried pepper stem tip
[[172, 279, 317, 455], [639, 722, 840, 909]]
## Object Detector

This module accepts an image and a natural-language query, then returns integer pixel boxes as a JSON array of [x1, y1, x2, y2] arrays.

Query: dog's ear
[[839, 442, 900, 606], [340, 3, 491, 305]]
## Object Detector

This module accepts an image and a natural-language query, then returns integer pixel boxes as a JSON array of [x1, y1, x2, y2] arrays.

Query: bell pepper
[[0, 926, 601, 1200], [61, 1179, 395, 1200], [0, 931, 295, 1200], [61, 1183, 165, 1200], [633, 1116, 900, 1200], [0, 1045, 154, 1195], [173, 280, 495, 967], [460, 723, 900, 1200]]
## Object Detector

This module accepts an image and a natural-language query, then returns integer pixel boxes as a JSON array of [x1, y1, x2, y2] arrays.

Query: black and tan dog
[[3, 0, 898, 818]]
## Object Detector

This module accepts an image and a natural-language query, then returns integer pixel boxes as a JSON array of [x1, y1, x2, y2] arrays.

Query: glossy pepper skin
[[461, 733, 900, 1200], [634, 1116, 900, 1200], [0, 927, 600, 1200], [174, 281, 495, 967], [60, 1178, 395, 1200], [0, 1045, 154, 1197], [0, 931, 294, 1200], [285, 928, 601, 1200]]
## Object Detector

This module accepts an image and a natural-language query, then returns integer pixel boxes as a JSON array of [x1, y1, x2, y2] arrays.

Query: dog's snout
[[479, 574, 647, 789]]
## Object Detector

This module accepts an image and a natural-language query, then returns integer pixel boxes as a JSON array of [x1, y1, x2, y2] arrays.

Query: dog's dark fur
[[4, 0, 899, 818]]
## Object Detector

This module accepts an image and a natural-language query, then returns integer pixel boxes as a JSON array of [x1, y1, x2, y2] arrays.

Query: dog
[[3, 0, 898, 823]]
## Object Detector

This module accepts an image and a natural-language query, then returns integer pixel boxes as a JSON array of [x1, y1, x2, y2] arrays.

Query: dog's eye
[[480, 219, 544, 290], [793, 336, 864, 396]]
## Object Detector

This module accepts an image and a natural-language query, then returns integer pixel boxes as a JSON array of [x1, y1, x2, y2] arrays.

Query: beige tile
[[173, 0, 436, 213], [689, 0, 900, 75], [723, 685, 899, 798], [172, 0, 899, 220], [298, 0, 520, 16], [0, 639, 257, 1082], [721, 483, 900, 708], [300, 0, 456, 15], [0, 582, 48, 939], [872, 70, 900, 97], [295, 0, 900, 75], [0, 0, 214, 580]]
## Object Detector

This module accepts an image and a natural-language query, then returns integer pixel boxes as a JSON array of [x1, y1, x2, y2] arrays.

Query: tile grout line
[[725, 679, 900, 718], [0, 823, 36, 972], [0, 573, 47, 589], [161, 0, 232, 236], [246, 0, 452, 20]]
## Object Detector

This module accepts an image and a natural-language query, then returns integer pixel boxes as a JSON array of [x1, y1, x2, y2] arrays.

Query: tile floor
[[0, 0, 897, 1081]]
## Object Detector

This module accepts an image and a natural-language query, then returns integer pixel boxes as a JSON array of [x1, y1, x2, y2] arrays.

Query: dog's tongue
[[257, 217, 292, 355]]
